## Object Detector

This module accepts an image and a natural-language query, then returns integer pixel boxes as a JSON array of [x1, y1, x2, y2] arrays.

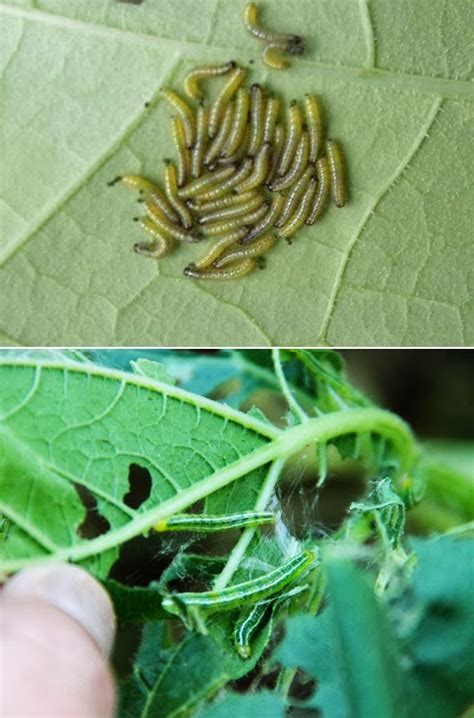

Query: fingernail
[[3, 564, 116, 658]]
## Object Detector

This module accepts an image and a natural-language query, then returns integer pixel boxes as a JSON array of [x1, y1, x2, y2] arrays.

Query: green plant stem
[[0, 408, 417, 572], [271, 349, 309, 423], [212, 458, 285, 591]]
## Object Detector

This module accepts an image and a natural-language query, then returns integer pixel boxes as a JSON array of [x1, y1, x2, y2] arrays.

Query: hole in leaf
[[75, 485, 111, 539], [124, 463, 152, 509]]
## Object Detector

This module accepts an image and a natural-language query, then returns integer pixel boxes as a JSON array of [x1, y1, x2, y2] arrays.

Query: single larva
[[277, 176, 317, 239], [143, 201, 201, 242], [133, 218, 175, 258], [219, 124, 250, 166], [183, 257, 257, 281], [161, 549, 316, 615], [264, 123, 285, 185], [263, 97, 281, 143], [243, 3, 303, 52], [305, 156, 331, 225], [155, 511, 275, 533], [275, 167, 313, 227], [119, 176, 179, 223], [326, 139, 346, 207], [247, 84, 265, 156], [235, 142, 272, 193], [196, 158, 254, 202], [233, 583, 309, 659], [234, 601, 268, 659], [203, 103, 234, 167], [178, 165, 237, 199], [209, 66, 246, 137], [198, 192, 264, 224], [277, 101, 303, 176], [164, 162, 194, 228], [190, 227, 249, 270], [191, 104, 209, 178], [270, 132, 309, 192], [240, 193, 285, 244], [190, 189, 262, 214], [204, 201, 269, 237], [214, 232, 276, 268], [304, 94, 324, 164], [171, 117, 192, 187], [160, 88, 195, 148], [222, 88, 251, 158], [262, 43, 289, 71], [183, 61, 236, 102]]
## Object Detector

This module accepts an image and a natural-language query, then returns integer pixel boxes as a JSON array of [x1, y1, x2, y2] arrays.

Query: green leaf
[[0, 353, 277, 575], [197, 691, 285, 718], [407, 536, 474, 698], [0, 353, 416, 575], [277, 557, 405, 718], [1, 1, 472, 346], [119, 617, 278, 718]]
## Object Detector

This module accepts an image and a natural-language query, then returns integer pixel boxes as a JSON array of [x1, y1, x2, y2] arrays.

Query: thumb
[[0, 564, 116, 718]]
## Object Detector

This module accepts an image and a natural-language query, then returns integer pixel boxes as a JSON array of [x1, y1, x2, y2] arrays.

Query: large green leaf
[[1, 0, 472, 346], [0, 352, 417, 576]]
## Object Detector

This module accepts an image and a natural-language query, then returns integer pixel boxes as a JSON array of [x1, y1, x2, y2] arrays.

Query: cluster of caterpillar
[[243, 2, 304, 70], [109, 62, 347, 281]]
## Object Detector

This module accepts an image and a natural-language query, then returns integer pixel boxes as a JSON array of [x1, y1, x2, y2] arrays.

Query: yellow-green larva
[[270, 131, 309, 192], [191, 104, 209, 178], [155, 511, 275, 533], [209, 66, 246, 138], [240, 193, 285, 244], [160, 88, 195, 148], [263, 43, 289, 71], [119, 175, 179, 224], [203, 201, 269, 237], [235, 142, 272, 193], [247, 84, 265, 156], [190, 189, 262, 214], [171, 117, 191, 188], [164, 162, 194, 228], [184, 256, 256, 280], [196, 158, 253, 202], [183, 61, 236, 102], [243, 3, 303, 51], [265, 123, 285, 185], [198, 192, 264, 224], [275, 167, 313, 227], [222, 88, 250, 158], [305, 155, 331, 225], [304, 94, 324, 164], [219, 123, 250, 166], [204, 103, 234, 167], [143, 201, 200, 242], [192, 227, 248, 269], [263, 97, 281, 143], [134, 217, 175, 258], [326, 139, 346, 207], [277, 176, 317, 239], [277, 101, 303, 176], [178, 164, 237, 199], [214, 232, 276, 268]]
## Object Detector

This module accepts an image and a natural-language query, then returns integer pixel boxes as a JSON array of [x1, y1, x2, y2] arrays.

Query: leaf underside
[[0, 0, 473, 346]]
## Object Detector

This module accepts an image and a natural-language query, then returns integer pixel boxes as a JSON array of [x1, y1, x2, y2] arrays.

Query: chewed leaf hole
[[75, 484, 111, 539], [124, 463, 152, 509]]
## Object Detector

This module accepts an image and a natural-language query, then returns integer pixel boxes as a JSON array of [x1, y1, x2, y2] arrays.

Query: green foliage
[[1, 1, 472, 346], [0, 349, 472, 716]]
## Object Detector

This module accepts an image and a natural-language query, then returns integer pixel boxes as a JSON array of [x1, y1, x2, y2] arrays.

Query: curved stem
[[272, 349, 310, 423]]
